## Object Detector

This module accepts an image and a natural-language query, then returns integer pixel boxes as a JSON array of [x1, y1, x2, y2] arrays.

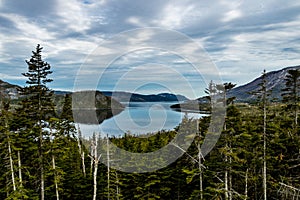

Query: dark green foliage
[[281, 69, 300, 103], [60, 94, 73, 121], [2, 101, 300, 199], [19, 44, 55, 121], [281, 69, 300, 127], [1, 45, 300, 199]]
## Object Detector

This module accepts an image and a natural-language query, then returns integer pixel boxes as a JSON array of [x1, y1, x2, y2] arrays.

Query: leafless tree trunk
[[93, 157, 99, 200], [172, 135, 206, 200], [107, 135, 110, 200], [295, 105, 298, 126], [229, 146, 232, 200], [40, 142, 45, 200], [224, 122, 229, 200], [245, 168, 248, 200], [219, 83, 236, 200], [37, 70, 45, 200], [52, 155, 59, 200], [8, 139, 16, 192], [89, 133, 101, 200], [50, 125, 59, 200], [197, 146, 203, 200], [90, 154, 93, 176], [262, 70, 267, 200], [225, 165, 229, 200], [77, 126, 86, 177], [81, 152, 86, 176], [263, 105, 267, 200], [4, 111, 16, 193], [17, 151, 22, 186]]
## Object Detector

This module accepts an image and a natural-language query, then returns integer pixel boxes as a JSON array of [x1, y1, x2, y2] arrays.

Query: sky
[[1, 0, 300, 99]]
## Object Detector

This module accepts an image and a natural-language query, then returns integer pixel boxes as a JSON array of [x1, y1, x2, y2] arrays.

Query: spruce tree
[[17, 44, 55, 200], [60, 93, 73, 121], [281, 69, 300, 127]]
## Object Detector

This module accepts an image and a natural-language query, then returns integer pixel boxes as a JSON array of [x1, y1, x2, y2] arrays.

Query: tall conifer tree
[[18, 44, 55, 200], [281, 69, 300, 127]]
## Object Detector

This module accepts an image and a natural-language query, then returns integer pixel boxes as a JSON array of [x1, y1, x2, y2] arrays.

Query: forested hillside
[[102, 91, 188, 102], [1, 45, 300, 199]]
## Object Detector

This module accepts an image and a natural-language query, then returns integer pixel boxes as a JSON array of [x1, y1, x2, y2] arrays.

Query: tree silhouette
[[281, 69, 300, 126]]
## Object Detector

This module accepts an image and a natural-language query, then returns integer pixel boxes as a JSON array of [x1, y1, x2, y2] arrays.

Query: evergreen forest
[[1, 45, 300, 200]]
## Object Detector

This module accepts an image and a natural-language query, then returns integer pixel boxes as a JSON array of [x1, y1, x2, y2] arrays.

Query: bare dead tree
[[77, 125, 86, 177], [89, 132, 101, 200]]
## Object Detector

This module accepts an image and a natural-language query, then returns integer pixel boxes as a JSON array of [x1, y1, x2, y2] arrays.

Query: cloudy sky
[[1, 0, 300, 98]]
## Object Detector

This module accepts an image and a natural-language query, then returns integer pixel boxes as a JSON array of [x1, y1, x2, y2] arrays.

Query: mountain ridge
[[102, 91, 189, 102], [1, 64, 300, 103], [0, 79, 21, 100], [228, 65, 300, 102], [0, 79, 189, 103]]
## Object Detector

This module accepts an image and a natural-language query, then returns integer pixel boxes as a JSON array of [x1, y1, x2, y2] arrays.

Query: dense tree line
[[0, 45, 300, 199]]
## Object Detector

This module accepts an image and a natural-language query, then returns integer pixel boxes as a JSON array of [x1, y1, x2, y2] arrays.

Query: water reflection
[[76, 102, 205, 137]]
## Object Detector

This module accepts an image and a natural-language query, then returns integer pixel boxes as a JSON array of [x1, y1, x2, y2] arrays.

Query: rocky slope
[[228, 65, 300, 102], [0, 79, 21, 100]]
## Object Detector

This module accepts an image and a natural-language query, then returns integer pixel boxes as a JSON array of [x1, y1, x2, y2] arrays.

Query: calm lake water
[[78, 102, 205, 138]]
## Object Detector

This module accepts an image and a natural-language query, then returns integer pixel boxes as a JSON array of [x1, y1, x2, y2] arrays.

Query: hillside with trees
[[0, 45, 300, 199]]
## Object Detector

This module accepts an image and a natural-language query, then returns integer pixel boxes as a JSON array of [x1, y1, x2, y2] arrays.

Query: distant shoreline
[[170, 107, 211, 114]]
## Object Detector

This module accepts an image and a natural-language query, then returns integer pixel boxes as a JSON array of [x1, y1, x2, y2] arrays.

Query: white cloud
[[157, 4, 195, 29], [0, 13, 56, 40], [0, 73, 27, 81], [126, 16, 143, 27], [127, 29, 156, 47], [0, 0, 300, 94], [55, 0, 94, 33], [222, 9, 242, 22]]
